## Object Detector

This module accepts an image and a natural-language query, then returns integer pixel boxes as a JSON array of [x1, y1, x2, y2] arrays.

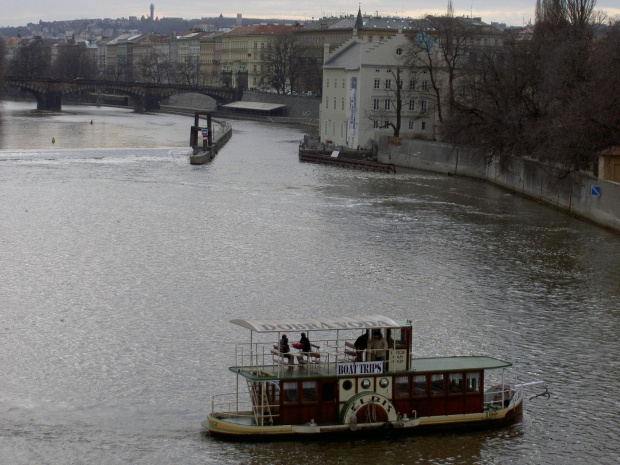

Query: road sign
[[591, 186, 601, 196]]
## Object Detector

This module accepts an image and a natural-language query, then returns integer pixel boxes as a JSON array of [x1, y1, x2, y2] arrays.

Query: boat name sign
[[338, 361, 384, 376]]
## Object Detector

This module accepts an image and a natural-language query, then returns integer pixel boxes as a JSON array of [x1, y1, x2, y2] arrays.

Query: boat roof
[[230, 315, 404, 333], [411, 356, 512, 372]]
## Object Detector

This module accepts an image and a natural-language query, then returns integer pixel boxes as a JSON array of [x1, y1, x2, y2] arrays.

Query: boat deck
[[231, 355, 512, 381]]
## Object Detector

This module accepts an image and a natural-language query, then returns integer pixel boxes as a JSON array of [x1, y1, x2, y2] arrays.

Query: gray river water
[[1, 101, 619, 464]]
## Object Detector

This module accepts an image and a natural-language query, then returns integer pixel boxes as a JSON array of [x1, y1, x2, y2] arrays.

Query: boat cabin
[[211, 316, 513, 429]]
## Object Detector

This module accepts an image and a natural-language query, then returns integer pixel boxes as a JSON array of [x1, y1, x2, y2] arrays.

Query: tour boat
[[203, 315, 527, 438]]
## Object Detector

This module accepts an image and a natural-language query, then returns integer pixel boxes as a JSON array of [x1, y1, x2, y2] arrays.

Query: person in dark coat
[[279, 334, 294, 364], [354, 331, 369, 362]]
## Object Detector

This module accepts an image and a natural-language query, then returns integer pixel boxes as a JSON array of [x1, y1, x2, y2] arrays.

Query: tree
[[439, 0, 618, 176], [365, 67, 408, 137], [260, 34, 303, 93], [8, 37, 51, 77], [407, 15, 475, 125], [0, 38, 5, 100], [52, 44, 97, 79]]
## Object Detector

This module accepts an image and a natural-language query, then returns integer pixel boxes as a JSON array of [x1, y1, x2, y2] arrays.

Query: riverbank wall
[[378, 137, 620, 233]]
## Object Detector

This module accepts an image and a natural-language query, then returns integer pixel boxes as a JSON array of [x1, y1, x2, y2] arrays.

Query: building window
[[283, 381, 298, 403], [369, 36, 373, 42], [408, 120, 414, 130], [373, 120, 379, 128], [333, 97, 337, 109], [384, 99, 390, 111], [340, 122, 344, 138], [324, 120, 328, 135], [409, 100, 415, 111], [385, 79, 391, 89], [334, 78, 338, 88], [395, 375, 410, 398], [343, 79, 345, 89], [396, 47, 403, 55], [373, 99, 380, 110], [254, 42, 257, 48], [421, 121, 426, 130], [332, 121, 336, 137], [326, 78, 329, 88], [374, 79, 380, 89], [421, 80, 428, 91], [421, 100, 427, 111], [409, 80, 415, 90], [325, 98, 328, 109], [341, 98, 345, 110], [384, 120, 389, 129]]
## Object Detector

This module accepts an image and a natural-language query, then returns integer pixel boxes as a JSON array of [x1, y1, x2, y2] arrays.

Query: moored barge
[[203, 315, 528, 438]]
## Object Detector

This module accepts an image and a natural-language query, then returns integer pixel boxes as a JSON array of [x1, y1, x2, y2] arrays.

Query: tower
[[150, 3, 154, 20]]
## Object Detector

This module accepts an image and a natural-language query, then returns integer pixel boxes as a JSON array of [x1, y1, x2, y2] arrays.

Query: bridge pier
[[145, 94, 160, 111], [36, 91, 62, 111], [133, 94, 161, 112]]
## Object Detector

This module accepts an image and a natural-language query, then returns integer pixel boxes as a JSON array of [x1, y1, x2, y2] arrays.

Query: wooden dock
[[189, 111, 232, 165]]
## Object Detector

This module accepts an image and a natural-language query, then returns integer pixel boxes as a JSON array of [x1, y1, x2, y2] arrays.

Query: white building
[[319, 31, 435, 149]]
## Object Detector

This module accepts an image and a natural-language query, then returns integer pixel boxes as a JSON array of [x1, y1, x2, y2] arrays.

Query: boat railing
[[483, 383, 521, 410], [211, 391, 281, 422], [233, 340, 404, 374]]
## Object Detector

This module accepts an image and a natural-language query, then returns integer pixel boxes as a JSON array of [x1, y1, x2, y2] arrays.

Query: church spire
[[355, 5, 364, 29]]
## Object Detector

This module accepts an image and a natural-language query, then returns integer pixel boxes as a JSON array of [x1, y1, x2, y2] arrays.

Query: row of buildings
[[4, 10, 506, 149]]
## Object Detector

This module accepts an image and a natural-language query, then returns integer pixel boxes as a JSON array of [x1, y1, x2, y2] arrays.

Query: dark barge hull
[[299, 149, 396, 173]]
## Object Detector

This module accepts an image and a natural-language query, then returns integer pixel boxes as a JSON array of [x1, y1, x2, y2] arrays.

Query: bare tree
[[8, 37, 51, 77], [0, 38, 5, 99], [260, 34, 303, 93], [53, 44, 97, 79]]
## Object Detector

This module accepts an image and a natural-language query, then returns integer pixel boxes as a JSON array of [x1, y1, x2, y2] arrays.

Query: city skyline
[[3, 0, 619, 29]]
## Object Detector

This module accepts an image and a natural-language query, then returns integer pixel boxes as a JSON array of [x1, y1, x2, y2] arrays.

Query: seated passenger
[[279, 334, 294, 365]]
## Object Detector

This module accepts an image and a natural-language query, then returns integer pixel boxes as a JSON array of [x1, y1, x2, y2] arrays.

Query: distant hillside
[[0, 16, 298, 38]]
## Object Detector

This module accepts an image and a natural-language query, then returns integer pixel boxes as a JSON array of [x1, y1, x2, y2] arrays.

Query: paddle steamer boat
[[203, 315, 526, 437]]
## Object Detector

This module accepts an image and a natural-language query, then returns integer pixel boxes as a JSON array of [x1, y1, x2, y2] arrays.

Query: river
[[1, 101, 618, 464]]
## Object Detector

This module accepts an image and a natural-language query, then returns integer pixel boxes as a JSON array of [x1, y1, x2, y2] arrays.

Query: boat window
[[449, 373, 464, 393], [361, 379, 371, 390], [322, 381, 336, 401], [342, 380, 353, 391], [467, 372, 480, 393], [267, 383, 280, 404], [413, 375, 427, 396], [395, 375, 410, 398], [431, 374, 445, 395], [379, 378, 389, 389], [283, 381, 298, 403], [302, 381, 318, 403]]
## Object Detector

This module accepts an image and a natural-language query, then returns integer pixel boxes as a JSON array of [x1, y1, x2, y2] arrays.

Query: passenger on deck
[[367, 330, 388, 362], [297, 332, 318, 363], [354, 331, 369, 362], [279, 334, 294, 365], [299, 332, 311, 353]]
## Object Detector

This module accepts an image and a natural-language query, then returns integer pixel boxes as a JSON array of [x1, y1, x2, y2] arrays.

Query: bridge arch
[[4, 77, 242, 112]]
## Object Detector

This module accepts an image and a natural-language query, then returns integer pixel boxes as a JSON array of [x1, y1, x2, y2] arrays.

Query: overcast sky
[[2, 0, 619, 28]]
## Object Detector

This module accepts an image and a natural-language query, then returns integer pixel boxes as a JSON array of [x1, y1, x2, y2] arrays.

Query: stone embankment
[[378, 137, 620, 233]]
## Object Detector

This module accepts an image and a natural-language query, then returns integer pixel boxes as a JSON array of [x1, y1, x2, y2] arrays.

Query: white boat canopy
[[230, 315, 403, 333]]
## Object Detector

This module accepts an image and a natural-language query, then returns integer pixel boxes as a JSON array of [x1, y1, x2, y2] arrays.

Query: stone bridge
[[4, 76, 243, 112]]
